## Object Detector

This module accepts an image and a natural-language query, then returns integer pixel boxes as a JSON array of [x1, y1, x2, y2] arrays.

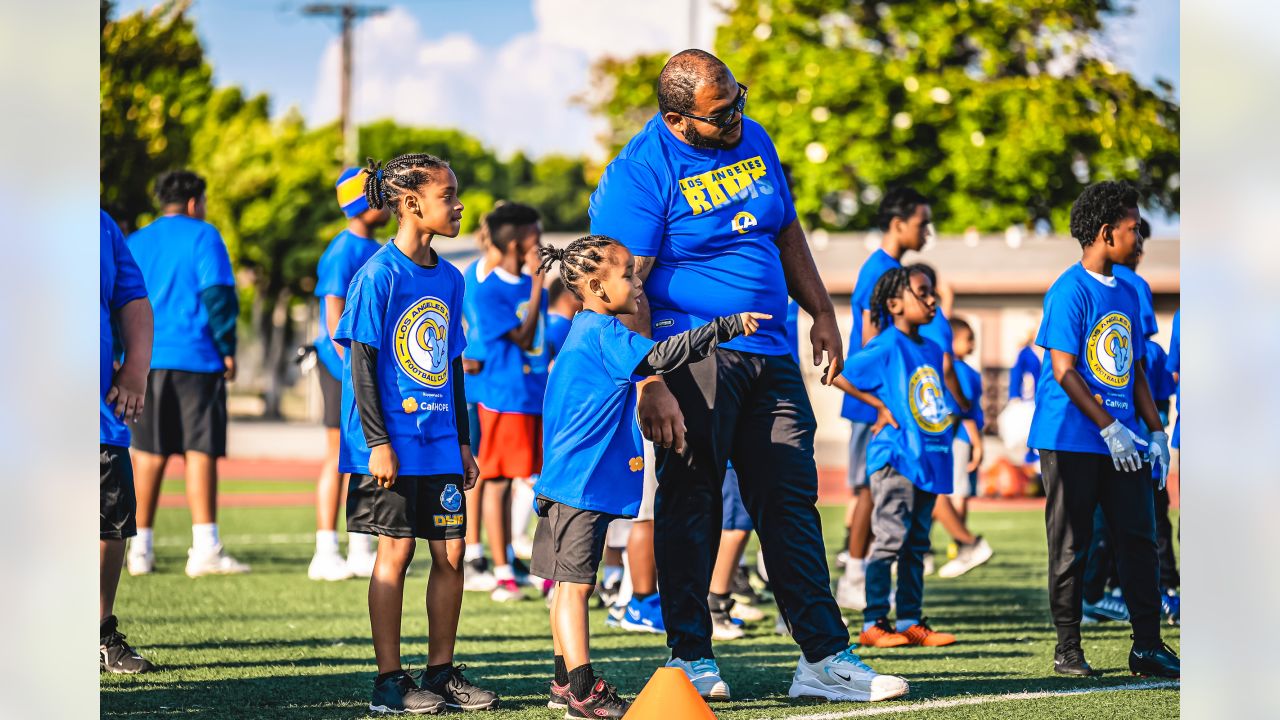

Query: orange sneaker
[[858, 618, 910, 648], [900, 618, 956, 647]]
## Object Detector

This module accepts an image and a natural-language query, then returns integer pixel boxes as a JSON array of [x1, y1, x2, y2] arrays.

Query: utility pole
[[302, 3, 386, 166]]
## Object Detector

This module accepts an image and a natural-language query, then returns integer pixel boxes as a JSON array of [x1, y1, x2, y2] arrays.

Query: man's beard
[[682, 120, 743, 150]]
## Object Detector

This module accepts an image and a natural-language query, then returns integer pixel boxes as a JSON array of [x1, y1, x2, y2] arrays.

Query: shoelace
[[833, 646, 874, 673], [913, 617, 937, 634], [1058, 643, 1086, 663], [690, 659, 719, 676], [594, 678, 624, 704], [103, 631, 135, 653]]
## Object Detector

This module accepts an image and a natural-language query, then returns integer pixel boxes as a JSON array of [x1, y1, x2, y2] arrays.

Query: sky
[[111, 0, 1180, 227]]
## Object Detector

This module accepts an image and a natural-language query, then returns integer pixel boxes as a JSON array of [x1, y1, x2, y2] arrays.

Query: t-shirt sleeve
[[1036, 281, 1086, 355], [963, 365, 985, 425], [475, 280, 522, 341], [315, 241, 358, 298], [851, 257, 888, 314], [195, 226, 236, 290], [334, 265, 391, 349], [841, 337, 888, 394], [601, 320, 657, 385], [589, 158, 666, 258], [107, 217, 147, 309], [450, 273, 468, 360]]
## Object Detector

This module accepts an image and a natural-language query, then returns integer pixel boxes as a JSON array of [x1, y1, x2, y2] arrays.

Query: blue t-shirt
[[954, 359, 984, 444], [334, 244, 468, 476], [126, 215, 235, 373], [314, 229, 380, 380], [473, 269, 549, 414], [536, 311, 656, 516], [460, 258, 490, 406], [589, 114, 797, 356], [1009, 345, 1041, 400], [1114, 264, 1158, 338], [547, 312, 573, 357], [842, 327, 955, 494], [841, 249, 902, 423], [101, 211, 149, 447], [1167, 309, 1180, 448], [1028, 264, 1148, 455], [784, 299, 800, 363]]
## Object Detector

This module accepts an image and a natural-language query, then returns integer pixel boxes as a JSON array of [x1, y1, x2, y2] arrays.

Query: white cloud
[[308, 1, 724, 159]]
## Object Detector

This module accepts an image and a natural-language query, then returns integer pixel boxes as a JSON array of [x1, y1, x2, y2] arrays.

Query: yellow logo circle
[[732, 211, 758, 234], [394, 297, 450, 388], [909, 365, 951, 434], [1085, 312, 1133, 388]]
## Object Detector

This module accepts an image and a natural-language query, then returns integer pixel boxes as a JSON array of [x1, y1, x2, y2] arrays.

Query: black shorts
[[529, 496, 618, 585], [131, 369, 227, 457], [101, 444, 137, 540], [319, 365, 342, 429], [346, 473, 467, 540]]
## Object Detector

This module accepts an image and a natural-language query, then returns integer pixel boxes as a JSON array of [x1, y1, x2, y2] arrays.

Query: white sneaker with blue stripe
[[788, 645, 908, 702], [665, 657, 731, 700]]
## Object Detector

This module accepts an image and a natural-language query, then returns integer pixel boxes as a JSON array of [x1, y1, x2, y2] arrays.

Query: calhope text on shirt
[[678, 155, 769, 215]]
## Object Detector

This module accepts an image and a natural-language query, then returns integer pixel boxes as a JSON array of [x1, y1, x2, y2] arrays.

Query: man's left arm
[[776, 219, 841, 385]]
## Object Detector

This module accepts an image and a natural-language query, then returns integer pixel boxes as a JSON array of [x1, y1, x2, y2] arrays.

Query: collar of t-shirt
[[1081, 263, 1118, 287], [491, 265, 522, 284]]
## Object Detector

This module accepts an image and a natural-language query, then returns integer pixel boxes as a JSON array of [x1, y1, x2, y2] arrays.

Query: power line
[[301, 3, 387, 166]]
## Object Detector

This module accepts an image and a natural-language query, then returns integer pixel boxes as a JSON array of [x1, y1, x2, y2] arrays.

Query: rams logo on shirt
[[395, 297, 450, 388], [678, 156, 770, 215], [440, 483, 463, 513], [1085, 312, 1133, 388], [732, 211, 758, 234], [909, 365, 952, 435]]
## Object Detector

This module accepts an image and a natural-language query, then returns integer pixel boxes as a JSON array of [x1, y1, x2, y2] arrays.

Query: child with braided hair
[[530, 234, 769, 718], [334, 153, 499, 713]]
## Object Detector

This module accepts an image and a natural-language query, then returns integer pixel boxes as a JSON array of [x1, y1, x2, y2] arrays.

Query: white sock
[[316, 530, 340, 554], [133, 528, 153, 554], [511, 479, 535, 541], [845, 562, 865, 580], [348, 532, 373, 555], [465, 543, 484, 562], [192, 523, 220, 551], [493, 563, 515, 581], [603, 565, 624, 587], [616, 551, 634, 606]]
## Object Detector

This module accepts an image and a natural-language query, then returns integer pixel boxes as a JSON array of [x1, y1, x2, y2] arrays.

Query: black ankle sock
[[709, 592, 731, 612], [568, 663, 595, 699], [554, 655, 569, 686], [424, 663, 452, 684], [376, 670, 403, 683]]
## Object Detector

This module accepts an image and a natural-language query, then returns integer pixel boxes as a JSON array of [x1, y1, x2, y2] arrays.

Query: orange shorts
[[477, 407, 543, 480]]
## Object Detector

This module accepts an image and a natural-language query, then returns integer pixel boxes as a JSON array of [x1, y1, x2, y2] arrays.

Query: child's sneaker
[[308, 548, 354, 581], [463, 557, 497, 592], [126, 544, 154, 576], [99, 616, 156, 674], [566, 677, 629, 718], [618, 594, 665, 634], [899, 618, 956, 647], [858, 618, 910, 648], [937, 536, 994, 578], [346, 546, 377, 578], [604, 602, 625, 628], [922, 552, 935, 576], [547, 680, 570, 710], [490, 578, 524, 602], [185, 544, 250, 577], [1083, 589, 1130, 622], [422, 663, 500, 711], [369, 670, 446, 714], [711, 610, 745, 640], [1161, 589, 1180, 626], [836, 567, 867, 610]]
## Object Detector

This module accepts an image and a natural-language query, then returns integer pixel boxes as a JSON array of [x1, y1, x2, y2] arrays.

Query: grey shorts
[[847, 422, 873, 489], [529, 496, 619, 585]]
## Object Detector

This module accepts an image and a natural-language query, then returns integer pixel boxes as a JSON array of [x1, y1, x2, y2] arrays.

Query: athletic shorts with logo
[[530, 496, 620, 585], [131, 369, 228, 457], [346, 473, 467, 540], [101, 444, 138, 541]]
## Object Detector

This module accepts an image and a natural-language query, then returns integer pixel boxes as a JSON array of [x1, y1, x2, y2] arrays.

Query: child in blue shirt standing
[[1029, 181, 1178, 679], [532, 235, 766, 717], [834, 266, 960, 649], [335, 153, 498, 713]]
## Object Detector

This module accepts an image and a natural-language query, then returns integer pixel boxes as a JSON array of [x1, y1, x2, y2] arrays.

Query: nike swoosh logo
[[831, 671, 852, 682]]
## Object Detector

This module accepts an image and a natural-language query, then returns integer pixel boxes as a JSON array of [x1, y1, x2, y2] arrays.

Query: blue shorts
[[722, 467, 753, 532]]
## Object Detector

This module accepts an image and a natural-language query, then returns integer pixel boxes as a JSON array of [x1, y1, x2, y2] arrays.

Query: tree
[[584, 0, 1179, 234], [101, 0, 212, 230]]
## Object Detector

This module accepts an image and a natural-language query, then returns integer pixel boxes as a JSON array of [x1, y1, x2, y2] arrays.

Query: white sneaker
[[923, 552, 935, 577], [836, 550, 851, 570], [789, 646, 909, 702], [185, 545, 250, 577], [490, 578, 524, 602], [464, 569, 497, 593], [665, 657, 731, 700], [730, 602, 766, 623], [938, 537, 994, 579], [836, 568, 866, 611], [309, 550, 354, 581], [127, 546, 155, 576], [511, 535, 534, 561], [775, 613, 791, 636], [711, 613, 745, 641], [346, 547, 376, 578]]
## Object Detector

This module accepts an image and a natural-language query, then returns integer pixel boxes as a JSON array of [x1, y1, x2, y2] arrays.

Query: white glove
[[1100, 420, 1148, 473], [1148, 430, 1171, 490]]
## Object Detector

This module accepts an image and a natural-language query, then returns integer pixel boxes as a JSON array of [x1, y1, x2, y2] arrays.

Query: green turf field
[[102, 502, 1179, 719]]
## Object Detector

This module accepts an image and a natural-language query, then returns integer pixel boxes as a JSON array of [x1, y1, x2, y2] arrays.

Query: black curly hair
[[657, 49, 730, 115], [537, 235, 625, 301], [869, 265, 932, 330], [876, 187, 929, 232], [362, 153, 451, 218], [154, 170, 207, 207], [1069, 181, 1139, 247], [487, 202, 541, 250]]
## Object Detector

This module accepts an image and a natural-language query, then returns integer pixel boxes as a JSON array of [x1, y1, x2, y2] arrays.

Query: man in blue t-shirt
[[589, 49, 904, 703], [99, 210, 157, 674], [309, 167, 391, 582], [1029, 181, 1178, 679], [125, 170, 249, 578]]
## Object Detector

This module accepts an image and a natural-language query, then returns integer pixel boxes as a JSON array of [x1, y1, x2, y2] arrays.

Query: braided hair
[[537, 234, 624, 300], [362, 153, 451, 218], [868, 266, 918, 330]]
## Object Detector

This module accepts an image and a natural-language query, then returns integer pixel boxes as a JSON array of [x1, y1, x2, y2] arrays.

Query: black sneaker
[[1129, 641, 1180, 678], [1053, 641, 1101, 677], [566, 677, 629, 719], [548, 680, 570, 710], [370, 671, 446, 714], [729, 566, 762, 606], [423, 663, 500, 711], [100, 615, 156, 674]]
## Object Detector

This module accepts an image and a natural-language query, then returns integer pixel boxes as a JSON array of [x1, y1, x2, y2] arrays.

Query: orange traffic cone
[[625, 667, 717, 719]]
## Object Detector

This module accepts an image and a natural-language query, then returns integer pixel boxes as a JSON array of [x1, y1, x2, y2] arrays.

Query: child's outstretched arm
[[832, 376, 899, 436], [351, 341, 399, 487], [633, 312, 770, 376]]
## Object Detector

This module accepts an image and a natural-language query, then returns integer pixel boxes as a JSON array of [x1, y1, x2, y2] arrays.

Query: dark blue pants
[[864, 466, 936, 624]]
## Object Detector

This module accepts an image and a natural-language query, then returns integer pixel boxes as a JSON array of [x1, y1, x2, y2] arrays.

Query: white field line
[[153, 533, 314, 547], [771, 680, 1179, 720]]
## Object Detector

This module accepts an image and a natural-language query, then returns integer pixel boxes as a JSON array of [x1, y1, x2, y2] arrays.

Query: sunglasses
[[674, 83, 748, 128]]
